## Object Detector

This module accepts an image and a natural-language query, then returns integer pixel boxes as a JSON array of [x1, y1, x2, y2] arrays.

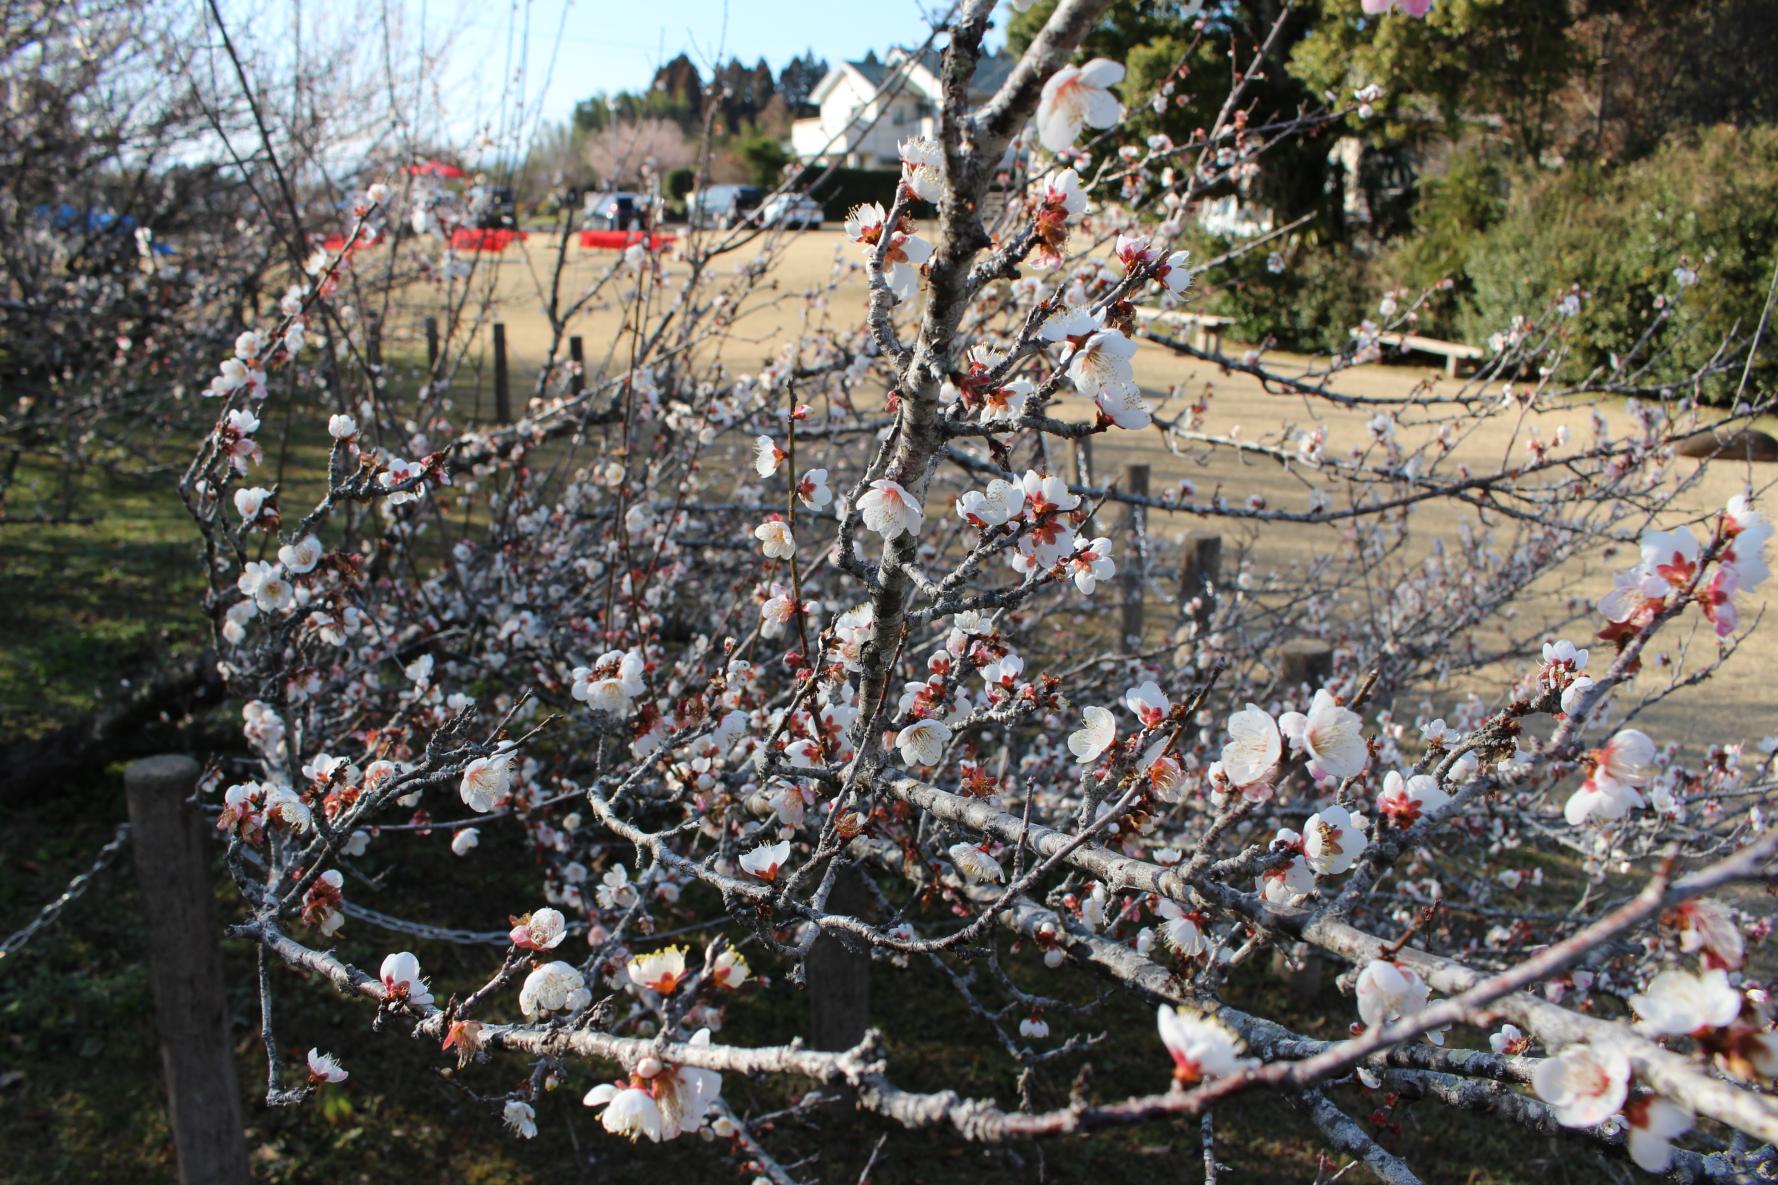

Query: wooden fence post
[[123, 755, 249, 1185], [1120, 463, 1149, 647], [423, 315, 439, 371], [1072, 436, 1097, 535], [807, 865, 871, 1051], [569, 335, 585, 395], [1178, 533, 1222, 628], [1278, 637, 1334, 689], [492, 322, 511, 423]]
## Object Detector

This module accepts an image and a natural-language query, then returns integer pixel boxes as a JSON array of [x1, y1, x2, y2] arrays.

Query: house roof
[[815, 48, 1016, 106]]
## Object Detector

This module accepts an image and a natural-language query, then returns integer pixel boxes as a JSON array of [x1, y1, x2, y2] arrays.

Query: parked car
[[583, 191, 644, 230], [473, 185, 517, 230], [758, 193, 823, 230], [688, 184, 765, 228]]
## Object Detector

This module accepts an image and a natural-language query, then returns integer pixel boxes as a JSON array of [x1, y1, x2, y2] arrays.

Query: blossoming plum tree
[[171, 0, 1778, 1179]]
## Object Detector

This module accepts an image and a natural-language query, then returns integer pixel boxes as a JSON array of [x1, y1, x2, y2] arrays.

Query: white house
[[791, 48, 1015, 167]]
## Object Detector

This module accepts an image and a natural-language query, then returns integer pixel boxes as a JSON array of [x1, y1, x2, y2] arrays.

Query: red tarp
[[451, 227, 527, 252], [579, 230, 676, 251], [409, 159, 466, 178]]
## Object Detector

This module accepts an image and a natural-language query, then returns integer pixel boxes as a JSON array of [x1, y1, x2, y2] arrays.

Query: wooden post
[[1178, 533, 1222, 628], [807, 865, 871, 1051], [569, 335, 585, 395], [423, 315, 439, 370], [1120, 463, 1149, 647], [1072, 436, 1097, 535], [492, 322, 511, 423], [1277, 637, 1334, 689], [366, 314, 382, 369], [123, 756, 249, 1185]]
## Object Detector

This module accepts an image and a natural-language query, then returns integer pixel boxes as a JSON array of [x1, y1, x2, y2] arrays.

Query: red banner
[[578, 230, 676, 251]]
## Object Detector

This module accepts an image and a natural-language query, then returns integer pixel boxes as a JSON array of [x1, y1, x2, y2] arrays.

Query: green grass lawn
[[0, 462, 204, 742]]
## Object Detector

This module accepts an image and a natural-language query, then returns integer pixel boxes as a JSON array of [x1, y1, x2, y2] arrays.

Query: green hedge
[[792, 166, 934, 222], [1451, 125, 1778, 399]]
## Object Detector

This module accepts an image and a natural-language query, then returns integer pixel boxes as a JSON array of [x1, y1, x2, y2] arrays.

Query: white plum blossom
[[1489, 1024, 1530, 1055], [264, 783, 313, 832], [277, 535, 323, 574], [753, 518, 795, 559], [328, 413, 358, 440], [1280, 690, 1370, 780], [948, 842, 1004, 884], [1124, 681, 1171, 729], [1094, 381, 1152, 430], [1065, 325, 1139, 404], [898, 135, 944, 201], [596, 864, 639, 910], [584, 1082, 664, 1142], [237, 561, 294, 613], [753, 435, 785, 477], [233, 486, 271, 520], [1040, 167, 1087, 217], [451, 827, 480, 856], [1533, 1044, 1630, 1128], [895, 718, 952, 766], [502, 1099, 538, 1139], [957, 478, 1024, 528], [1723, 494, 1771, 588], [518, 960, 590, 1017], [379, 951, 434, 1009], [856, 479, 923, 540], [1220, 704, 1282, 790], [1560, 676, 1597, 715], [571, 651, 648, 715], [509, 907, 568, 951], [1376, 769, 1449, 826], [709, 949, 751, 990], [1302, 804, 1368, 876], [1068, 706, 1117, 764], [1565, 729, 1656, 826], [1669, 898, 1745, 970], [796, 468, 833, 510], [460, 752, 515, 812], [1355, 960, 1430, 1032], [627, 946, 689, 994], [1021, 468, 1081, 516], [1066, 536, 1116, 593], [739, 840, 792, 883], [1625, 1096, 1693, 1173], [1154, 899, 1207, 955], [1627, 967, 1742, 1036], [306, 1048, 348, 1084], [651, 1029, 723, 1138], [1156, 1006, 1253, 1085], [759, 584, 811, 639], [1036, 59, 1125, 152], [844, 202, 933, 302]]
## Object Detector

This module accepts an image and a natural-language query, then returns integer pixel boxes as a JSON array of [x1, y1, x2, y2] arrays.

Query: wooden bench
[[1355, 330, 1485, 379], [1134, 306, 1236, 355]]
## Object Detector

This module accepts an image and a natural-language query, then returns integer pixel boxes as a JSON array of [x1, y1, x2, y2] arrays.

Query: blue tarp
[[33, 203, 176, 254]]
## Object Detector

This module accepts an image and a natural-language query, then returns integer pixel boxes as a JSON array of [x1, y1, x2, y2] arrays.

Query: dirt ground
[[398, 229, 1777, 747]]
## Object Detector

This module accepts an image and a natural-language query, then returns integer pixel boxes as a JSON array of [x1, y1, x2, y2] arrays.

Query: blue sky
[[425, 0, 973, 135]]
